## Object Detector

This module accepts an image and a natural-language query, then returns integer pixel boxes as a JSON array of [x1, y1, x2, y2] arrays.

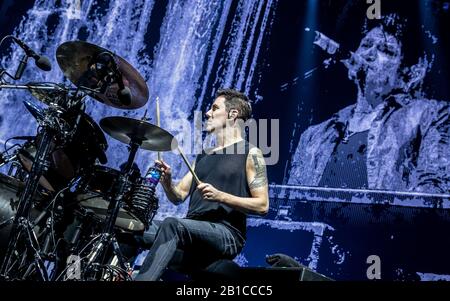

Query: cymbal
[[56, 41, 149, 109], [99, 116, 177, 151]]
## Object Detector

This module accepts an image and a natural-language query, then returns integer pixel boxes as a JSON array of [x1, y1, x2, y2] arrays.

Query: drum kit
[[0, 39, 186, 280]]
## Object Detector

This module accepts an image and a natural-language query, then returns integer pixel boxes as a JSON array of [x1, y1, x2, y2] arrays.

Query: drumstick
[[155, 96, 199, 185], [177, 145, 201, 185], [156, 96, 161, 161]]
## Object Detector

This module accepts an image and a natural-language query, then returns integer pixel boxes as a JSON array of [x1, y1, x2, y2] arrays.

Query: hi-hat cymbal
[[56, 41, 149, 109], [99, 116, 177, 151]]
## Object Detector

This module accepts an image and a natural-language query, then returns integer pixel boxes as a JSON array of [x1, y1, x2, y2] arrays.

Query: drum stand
[[0, 128, 54, 280], [80, 140, 142, 280], [0, 85, 85, 280]]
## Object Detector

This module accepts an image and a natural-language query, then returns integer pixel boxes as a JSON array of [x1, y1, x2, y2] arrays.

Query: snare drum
[[75, 166, 145, 232]]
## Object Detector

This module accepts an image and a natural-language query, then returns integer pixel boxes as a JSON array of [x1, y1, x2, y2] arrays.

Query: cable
[[54, 233, 102, 281], [3, 137, 21, 152], [0, 35, 14, 71]]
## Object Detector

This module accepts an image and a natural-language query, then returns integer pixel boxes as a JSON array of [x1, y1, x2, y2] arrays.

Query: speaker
[[193, 259, 333, 281]]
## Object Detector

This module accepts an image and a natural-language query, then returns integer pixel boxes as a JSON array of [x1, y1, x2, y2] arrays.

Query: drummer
[[134, 88, 269, 281]]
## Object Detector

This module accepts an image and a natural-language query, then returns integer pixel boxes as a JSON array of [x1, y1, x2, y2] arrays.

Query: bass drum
[[0, 173, 43, 260], [18, 112, 108, 191]]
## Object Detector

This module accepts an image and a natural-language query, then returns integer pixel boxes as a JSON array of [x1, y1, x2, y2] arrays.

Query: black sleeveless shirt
[[186, 140, 251, 241]]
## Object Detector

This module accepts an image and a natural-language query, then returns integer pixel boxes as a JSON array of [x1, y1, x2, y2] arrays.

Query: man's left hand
[[197, 183, 223, 202]]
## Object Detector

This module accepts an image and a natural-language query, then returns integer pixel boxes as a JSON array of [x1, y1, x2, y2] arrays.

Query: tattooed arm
[[197, 147, 269, 215]]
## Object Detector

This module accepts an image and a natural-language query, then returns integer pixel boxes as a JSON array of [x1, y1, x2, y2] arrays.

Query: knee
[[159, 217, 183, 234], [140, 221, 161, 246]]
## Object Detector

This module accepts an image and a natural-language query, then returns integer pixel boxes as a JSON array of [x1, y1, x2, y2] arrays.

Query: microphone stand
[[0, 51, 31, 81]]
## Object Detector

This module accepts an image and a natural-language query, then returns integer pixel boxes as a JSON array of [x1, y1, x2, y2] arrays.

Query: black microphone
[[12, 37, 52, 71], [14, 54, 29, 79]]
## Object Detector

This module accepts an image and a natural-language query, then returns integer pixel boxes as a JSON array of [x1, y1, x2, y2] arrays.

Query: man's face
[[205, 96, 229, 133], [345, 27, 402, 98]]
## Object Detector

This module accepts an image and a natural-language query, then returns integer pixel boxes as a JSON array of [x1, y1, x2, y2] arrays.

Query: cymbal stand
[[80, 140, 141, 280]]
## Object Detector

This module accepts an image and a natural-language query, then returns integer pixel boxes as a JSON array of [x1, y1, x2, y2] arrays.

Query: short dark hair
[[215, 88, 252, 121]]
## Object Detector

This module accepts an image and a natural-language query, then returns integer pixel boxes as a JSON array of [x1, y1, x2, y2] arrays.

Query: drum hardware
[[0, 132, 53, 194], [98, 115, 178, 232], [127, 175, 159, 230], [0, 39, 168, 281], [0, 168, 70, 280], [74, 115, 175, 280], [67, 207, 97, 253], [45, 205, 107, 281], [79, 139, 142, 279], [0, 126, 55, 280], [18, 99, 108, 187], [11, 136, 55, 192], [12, 217, 49, 280], [0, 76, 90, 280], [0, 139, 32, 169], [0, 217, 14, 231], [35, 200, 65, 261], [74, 166, 145, 232]]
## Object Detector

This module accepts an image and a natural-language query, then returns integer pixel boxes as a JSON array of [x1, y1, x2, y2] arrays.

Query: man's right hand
[[156, 159, 172, 189], [155, 158, 195, 205]]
